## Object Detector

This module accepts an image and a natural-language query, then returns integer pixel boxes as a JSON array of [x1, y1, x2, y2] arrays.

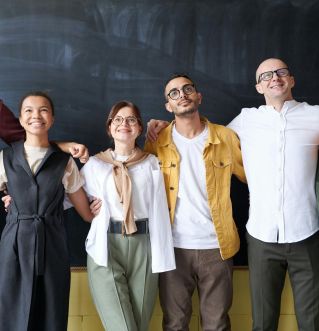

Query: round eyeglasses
[[111, 116, 139, 126], [167, 84, 196, 100], [258, 68, 290, 83]]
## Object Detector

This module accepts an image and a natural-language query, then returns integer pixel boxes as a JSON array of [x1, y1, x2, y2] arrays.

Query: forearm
[[68, 187, 94, 222], [55, 141, 89, 163]]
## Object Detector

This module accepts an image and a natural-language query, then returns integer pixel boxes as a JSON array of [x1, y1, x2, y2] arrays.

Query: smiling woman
[[80, 100, 175, 331], [0, 91, 95, 331]]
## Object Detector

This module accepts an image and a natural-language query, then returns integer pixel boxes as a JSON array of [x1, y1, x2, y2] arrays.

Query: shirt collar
[[264, 99, 299, 113]]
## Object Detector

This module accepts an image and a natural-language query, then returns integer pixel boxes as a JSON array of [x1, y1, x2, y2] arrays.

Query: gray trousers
[[247, 231, 319, 331], [87, 233, 158, 331], [159, 247, 233, 331]]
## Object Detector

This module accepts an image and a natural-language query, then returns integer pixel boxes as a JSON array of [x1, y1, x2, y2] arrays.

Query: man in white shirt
[[228, 58, 319, 331]]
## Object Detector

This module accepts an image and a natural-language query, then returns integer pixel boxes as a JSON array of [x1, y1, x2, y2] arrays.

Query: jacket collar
[[157, 117, 221, 146]]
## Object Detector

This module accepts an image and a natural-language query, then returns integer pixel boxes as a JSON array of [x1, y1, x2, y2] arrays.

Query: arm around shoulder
[[144, 139, 158, 156]]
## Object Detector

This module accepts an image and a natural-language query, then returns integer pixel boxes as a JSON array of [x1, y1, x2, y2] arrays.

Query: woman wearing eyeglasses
[[80, 100, 175, 331]]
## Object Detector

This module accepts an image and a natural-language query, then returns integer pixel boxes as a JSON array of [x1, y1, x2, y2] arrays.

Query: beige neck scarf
[[95, 147, 149, 234]]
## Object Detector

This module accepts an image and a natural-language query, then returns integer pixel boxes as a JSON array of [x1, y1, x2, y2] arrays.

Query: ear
[[165, 101, 173, 113], [290, 76, 295, 89], [255, 83, 264, 95], [197, 92, 202, 105]]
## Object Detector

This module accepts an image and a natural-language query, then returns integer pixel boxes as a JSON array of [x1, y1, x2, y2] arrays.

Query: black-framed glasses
[[167, 84, 196, 100], [111, 116, 139, 126], [258, 68, 290, 83]]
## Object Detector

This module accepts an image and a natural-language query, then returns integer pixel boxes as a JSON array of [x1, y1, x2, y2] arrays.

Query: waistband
[[108, 218, 149, 235]]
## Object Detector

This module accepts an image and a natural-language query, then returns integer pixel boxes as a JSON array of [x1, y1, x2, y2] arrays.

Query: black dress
[[0, 141, 70, 331]]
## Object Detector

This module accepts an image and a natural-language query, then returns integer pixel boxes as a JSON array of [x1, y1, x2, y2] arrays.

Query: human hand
[[1, 194, 12, 212], [146, 119, 170, 142], [69, 144, 89, 163], [90, 197, 102, 216]]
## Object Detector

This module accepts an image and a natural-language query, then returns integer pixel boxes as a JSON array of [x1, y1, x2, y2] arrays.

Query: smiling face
[[165, 76, 202, 117], [19, 95, 54, 138], [108, 106, 142, 145], [255, 58, 295, 105]]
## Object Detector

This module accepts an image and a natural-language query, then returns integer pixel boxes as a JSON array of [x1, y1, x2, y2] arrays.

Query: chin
[[175, 108, 196, 117]]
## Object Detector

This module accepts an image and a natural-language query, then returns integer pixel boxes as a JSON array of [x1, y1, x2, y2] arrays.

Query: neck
[[174, 111, 204, 138], [25, 134, 50, 147], [113, 141, 136, 156], [266, 95, 293, 112]]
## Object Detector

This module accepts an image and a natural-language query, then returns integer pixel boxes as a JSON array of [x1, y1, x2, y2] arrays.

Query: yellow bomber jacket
[[144, 118, 246, 260]]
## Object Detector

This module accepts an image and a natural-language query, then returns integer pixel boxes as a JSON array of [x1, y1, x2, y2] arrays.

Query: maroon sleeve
[[0, 100, 25, 143]]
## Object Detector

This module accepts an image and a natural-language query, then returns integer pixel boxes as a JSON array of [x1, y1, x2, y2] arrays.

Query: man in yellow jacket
[[145, 73, 246, 331]]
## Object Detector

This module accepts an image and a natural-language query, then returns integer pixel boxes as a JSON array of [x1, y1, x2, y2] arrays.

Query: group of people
[[0, 57, 319, 331]]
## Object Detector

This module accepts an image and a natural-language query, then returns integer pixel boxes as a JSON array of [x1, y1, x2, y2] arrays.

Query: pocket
[[212, 158, 231, 168], [211, 157, 232, 189]]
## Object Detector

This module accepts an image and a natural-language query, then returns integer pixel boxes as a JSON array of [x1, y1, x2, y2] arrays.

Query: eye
[[112, 117, 123, 125], [277, 68, 289, 77], [184, 84, 194, 94], [260, 71, 272, 81], [169, 90, 179, 99], [127, 117, 138, 125]]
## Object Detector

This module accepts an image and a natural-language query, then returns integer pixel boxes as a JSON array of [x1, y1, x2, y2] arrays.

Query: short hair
[[19, 91, 55, 116], [164, 73, 196, 100], [106, 100, 143, 137]]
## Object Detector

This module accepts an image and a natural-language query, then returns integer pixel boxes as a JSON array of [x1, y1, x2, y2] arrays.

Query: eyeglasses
[[111, 116, 139, 126], [258, 68, 290, 83], [167, 84, 196, 100]]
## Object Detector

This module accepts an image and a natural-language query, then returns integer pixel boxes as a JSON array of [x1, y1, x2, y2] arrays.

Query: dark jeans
[[159, 247, 233, 331]]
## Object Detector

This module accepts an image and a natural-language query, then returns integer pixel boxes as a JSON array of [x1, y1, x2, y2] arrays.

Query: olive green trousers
[[87, 233, 158, 331]]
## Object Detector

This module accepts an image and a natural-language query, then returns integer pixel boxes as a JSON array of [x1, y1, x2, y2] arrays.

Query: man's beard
[[174, 106, 197, 117]]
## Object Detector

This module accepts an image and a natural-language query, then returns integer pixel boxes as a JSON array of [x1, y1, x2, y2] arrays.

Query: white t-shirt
[[172, 125, 219, 249]]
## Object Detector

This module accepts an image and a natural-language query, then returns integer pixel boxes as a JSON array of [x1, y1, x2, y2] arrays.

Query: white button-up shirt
[[228, 100, 319, 243]]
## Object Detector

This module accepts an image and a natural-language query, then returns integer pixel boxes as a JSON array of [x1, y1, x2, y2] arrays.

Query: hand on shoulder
[[146, 119, 170, 142]]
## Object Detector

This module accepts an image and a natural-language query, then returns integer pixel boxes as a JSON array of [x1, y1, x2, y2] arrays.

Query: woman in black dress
[[0, 91, 94, 331]]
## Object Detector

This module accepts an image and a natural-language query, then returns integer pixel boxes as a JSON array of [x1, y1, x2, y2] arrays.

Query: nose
[[272, 72, 280, 80], [32, 110, 41, 117], [121, 119, 130, 126], [179, 89, 187, 98]]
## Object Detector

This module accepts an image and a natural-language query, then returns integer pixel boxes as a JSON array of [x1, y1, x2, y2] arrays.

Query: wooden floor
[[68, 269, 298, 331]]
